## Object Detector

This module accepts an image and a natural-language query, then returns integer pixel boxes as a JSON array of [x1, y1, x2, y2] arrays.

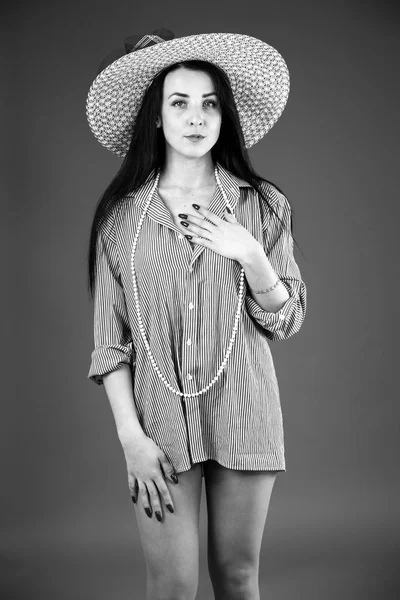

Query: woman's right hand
[[122, 434, 178, 521]]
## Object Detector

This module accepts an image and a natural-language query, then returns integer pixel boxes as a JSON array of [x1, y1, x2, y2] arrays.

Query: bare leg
[[203, 460, 277, 600], [133, 462, 203, 600]]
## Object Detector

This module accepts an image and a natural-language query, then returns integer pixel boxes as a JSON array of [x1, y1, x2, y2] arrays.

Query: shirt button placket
[[184, 265, 196, 393], [183, 265, 206, 466]]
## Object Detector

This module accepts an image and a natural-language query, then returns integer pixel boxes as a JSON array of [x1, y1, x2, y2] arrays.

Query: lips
[[185, 135, 205, 139]]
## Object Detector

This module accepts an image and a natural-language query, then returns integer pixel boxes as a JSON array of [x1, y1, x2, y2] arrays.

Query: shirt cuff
[[87, 344, 134, 386], [245, 290, 296, 331], [245, 278, 304, 340]]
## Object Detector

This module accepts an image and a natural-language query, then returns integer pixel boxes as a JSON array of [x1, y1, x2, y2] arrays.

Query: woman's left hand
[[179, 205, 260, 263]]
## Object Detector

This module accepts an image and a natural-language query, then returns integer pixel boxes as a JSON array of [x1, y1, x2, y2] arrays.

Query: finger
[[155, 475, 175, 514], [128, 475, 137, 503], [137, 480, 152, 518], [158, 458, 177, 511], [225, 207, 237, 220], [192, 205, 224, 226], [145, 480, 163, 522], [182, 212, 218, 228], [180, 220, 213, 236], [159, 457, 179, 485], [187, 235, 211, 248]]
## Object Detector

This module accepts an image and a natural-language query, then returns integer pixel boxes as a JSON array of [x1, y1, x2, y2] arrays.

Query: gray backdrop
[[2, 1, 399, 598]]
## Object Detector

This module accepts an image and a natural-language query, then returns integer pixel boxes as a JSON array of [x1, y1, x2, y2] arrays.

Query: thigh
[[203, 460, 277, 569], [133, 462, 203, 580]]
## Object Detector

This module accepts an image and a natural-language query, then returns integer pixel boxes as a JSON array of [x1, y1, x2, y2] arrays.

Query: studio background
[[2, 1, 399, 599]]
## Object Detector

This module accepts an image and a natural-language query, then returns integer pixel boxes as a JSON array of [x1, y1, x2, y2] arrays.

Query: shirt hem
[[175, 455, 286, 475]]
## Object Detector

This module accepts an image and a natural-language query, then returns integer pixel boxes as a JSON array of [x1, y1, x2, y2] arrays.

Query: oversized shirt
[[87, 163, 307, 473]]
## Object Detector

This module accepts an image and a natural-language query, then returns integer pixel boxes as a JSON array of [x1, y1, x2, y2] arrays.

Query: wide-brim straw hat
[[86, 28, 290, 157]]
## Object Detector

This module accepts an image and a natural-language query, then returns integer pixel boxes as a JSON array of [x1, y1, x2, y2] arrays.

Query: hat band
[[126, 34, 165, 53]]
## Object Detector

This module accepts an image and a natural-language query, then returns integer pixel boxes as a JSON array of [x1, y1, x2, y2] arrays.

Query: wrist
[[238, 241, 264, 267], [118, 424, 146, 447]]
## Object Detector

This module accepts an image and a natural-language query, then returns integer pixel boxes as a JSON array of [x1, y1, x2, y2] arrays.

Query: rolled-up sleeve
[[87, 215, 135, 385], [245, 188, 307, 341]]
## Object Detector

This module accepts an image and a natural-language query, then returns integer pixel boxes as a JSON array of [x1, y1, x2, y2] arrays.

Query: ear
[[156, 117, 162, 128]]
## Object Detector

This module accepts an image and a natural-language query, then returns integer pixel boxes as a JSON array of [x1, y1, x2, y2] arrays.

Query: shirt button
[[279, 314, 285, 320], [188, 302, 194, 310], [188, 266, 193, 272], [177, 233, 183, 240], [186, 338, 192, 346], [186, 373, 193, 381]]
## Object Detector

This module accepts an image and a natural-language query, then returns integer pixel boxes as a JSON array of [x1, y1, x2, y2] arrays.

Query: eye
[[171, 100, 218, 108]]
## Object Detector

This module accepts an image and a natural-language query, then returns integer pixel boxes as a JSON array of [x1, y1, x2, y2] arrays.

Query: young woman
[[86, 29, 307, 600]]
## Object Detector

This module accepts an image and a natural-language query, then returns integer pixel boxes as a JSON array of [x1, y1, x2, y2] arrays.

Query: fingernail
[[178, 213, 188, 219], [181, 221, 189, 227], [186, 235, 192, 240], [171, 474, 179, 484], [145, 507, 152, 518], [155, 511, 162, 522], [192, 204, 200, 210], [226, 206, 232, 214], [167, 504, 174, 513], [131, 495, 136, 504]]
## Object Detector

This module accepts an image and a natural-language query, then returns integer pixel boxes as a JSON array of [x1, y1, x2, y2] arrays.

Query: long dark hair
[[87, 59, 301, 299]]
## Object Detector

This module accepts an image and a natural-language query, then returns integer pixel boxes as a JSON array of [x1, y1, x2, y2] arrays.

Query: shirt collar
[[126, 161, 253, 211]]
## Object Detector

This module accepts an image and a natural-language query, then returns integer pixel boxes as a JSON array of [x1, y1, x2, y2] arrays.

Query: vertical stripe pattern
[[87, 163, 307, 473]]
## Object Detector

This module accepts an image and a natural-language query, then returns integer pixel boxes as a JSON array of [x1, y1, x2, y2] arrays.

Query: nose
[[188, 109, 203, 126]]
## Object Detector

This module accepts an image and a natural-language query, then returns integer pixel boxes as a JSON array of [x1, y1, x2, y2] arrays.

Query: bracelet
[[249, 278, 281, 294]]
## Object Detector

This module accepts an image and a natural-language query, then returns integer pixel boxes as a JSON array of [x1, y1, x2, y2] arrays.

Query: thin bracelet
[[249, 278, 281, 294]]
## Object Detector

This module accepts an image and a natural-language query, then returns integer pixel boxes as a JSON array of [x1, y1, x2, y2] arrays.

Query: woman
[[86, 29, 307, 600]]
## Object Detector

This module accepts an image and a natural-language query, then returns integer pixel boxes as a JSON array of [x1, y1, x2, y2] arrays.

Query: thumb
[[159, 456, 178, 482], [225, 207, 236, 220]]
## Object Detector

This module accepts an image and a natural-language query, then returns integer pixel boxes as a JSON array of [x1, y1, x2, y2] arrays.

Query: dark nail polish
[[181, 221, 189, 227], [155, 511, 162, 522], [178, 213, 188, 219], [131, 495, 136, 504], [192, 204, 200, 210], [226, 206, 232, 213], [171, 474, 179, 484], [167, 504, 174, 513], [145, 507, 152, 518]]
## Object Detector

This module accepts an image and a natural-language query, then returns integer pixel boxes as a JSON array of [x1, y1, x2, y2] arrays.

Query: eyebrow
[[168, 92, 218, 99]]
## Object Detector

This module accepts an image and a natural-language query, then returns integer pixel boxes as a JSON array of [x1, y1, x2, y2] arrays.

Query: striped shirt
[[87, 162, 307, 473]]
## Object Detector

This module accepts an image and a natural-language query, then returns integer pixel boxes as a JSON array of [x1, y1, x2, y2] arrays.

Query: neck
[[159, 154, 216, 191]]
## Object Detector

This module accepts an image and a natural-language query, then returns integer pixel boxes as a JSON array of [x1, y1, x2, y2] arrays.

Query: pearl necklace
[[130, 164, 245, 399]]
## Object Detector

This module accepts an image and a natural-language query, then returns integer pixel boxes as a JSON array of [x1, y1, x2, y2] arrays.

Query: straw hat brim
[[86, 32, 290, 157]]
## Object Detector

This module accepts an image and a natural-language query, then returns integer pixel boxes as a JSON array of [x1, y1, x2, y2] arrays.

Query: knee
[[209, 559, 259, 598], [147, 572, 198, 600]]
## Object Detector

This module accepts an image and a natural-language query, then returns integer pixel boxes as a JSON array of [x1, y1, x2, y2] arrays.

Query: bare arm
[[240, 242, 290, 313], [242, 191, 307, 341], [102, 363, 146, 446]]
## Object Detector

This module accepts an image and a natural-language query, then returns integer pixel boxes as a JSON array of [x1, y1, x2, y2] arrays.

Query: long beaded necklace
[[130, 163, 245, 399]]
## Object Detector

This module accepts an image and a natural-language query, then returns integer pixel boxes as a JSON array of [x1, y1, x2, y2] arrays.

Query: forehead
[[163, 68, 215, 91]]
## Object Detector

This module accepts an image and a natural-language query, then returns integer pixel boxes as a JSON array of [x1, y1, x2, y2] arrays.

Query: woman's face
[[158, 68, 222, 161]]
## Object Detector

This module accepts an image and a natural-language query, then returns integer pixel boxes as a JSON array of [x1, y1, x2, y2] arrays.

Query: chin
[[177, 148, 212, 159], [166, 139, 217, 160]]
